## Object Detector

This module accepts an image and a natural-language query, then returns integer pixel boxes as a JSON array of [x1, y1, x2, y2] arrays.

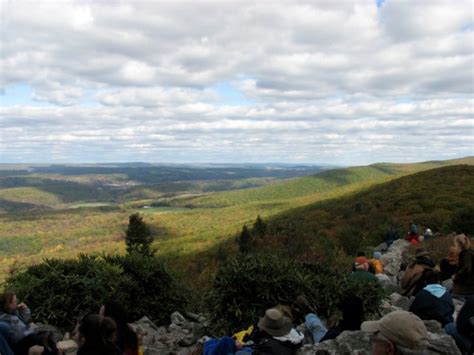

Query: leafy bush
[[5, 254, 186, 330], [208, 252, 384, 334]]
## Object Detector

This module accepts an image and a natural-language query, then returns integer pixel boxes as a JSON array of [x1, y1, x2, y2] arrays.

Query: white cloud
[[0, 0, 472, 164]]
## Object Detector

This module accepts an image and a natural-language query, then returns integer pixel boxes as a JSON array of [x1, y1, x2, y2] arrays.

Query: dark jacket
[[351, 269, 378, 283], [439, 259, 458, 281], [456, 295, 474, 338], [252, 329, 303, 355], [409, 286, 454, 326], [453, 249, 474, 295]]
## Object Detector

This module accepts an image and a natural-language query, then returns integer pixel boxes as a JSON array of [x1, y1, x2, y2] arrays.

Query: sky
[[0, 0, 473, 165]]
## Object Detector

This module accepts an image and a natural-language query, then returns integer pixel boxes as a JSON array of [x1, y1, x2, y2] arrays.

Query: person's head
[[100, 301, 128, 327], [257, 308, 292, 337], [454, 234, 470, 252], [78, 314, 117, 349], [0, 291, 17, 313], [362, 311, 428, 355], [354, 256, 369, 271], [423, 269, 440, 285], [373, 252, 382, 260]]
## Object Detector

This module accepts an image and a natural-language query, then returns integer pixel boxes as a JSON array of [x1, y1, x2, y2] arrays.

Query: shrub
[[5, 254, 186, 330], [208, 252, 384, 334]]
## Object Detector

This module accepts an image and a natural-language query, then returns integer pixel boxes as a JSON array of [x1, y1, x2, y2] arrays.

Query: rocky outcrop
[[134, 312, 207, 355], [380, 239, 410, 277], [297, 321, 461, 355]]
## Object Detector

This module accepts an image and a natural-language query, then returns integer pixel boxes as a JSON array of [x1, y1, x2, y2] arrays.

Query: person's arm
[[17, 303, 31, 323]]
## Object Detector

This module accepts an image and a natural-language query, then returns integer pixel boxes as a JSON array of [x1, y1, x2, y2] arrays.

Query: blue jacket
[[0, 307, 34, 343]]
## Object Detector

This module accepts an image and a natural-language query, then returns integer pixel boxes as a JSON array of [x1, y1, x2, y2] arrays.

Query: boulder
[[380, 239, 409, 276]]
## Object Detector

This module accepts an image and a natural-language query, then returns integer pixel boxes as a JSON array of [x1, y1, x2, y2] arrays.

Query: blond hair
[[454, 234, 471, 251]]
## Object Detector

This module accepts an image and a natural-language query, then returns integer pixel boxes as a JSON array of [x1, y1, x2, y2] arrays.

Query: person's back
[[77, 314, 121, 355], [400, 249, 435, 297], [351, 257, 378, 283], [100, 301, 139, 355], [409, 270, 454, 327]]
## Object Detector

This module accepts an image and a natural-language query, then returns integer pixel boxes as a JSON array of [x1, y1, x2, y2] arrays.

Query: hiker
[[100, 301, 139, 355], [444, 295, 474, 355], [252, 308, 304, 355], [400, 248, 436, 297], [406, 221, 419, 245], [362, 310, 429, 354], [320, 296, 364, 342], [351, 256, 378, 283], [0, 291, 57, 355], [440, 246, 459, 281], [352, 252, 376, 274], [370, 252, 384, 275], [452, 234, 474, 297], [76, 314, 121, 355], [409, 269, 454, 327], [424, 228, 433, 241]]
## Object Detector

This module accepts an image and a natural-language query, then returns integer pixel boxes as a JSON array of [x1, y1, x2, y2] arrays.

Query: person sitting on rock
[[406, 221, 419, 245], [370, 252, 384, 275], [100, 301, 139, 355], [440, 246, 459, 282], [0, 291, 57, 355], [352, 252, 376, 274], [351, 257, 378, 283], [76, 314, 121, 355], [400, 248, 436, 297], [252, 308, 304, 355], [452, 234, 474, 297], [362, 310, 429, 355], [445, 295, 474, 355], [423, 228, 433, 241], [409, 269, 454, 327]]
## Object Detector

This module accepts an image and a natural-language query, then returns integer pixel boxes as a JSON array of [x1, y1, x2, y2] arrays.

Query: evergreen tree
[[252, 215, 267, 238], [238, 225, 252, 253], [125, 213, 154, 256]]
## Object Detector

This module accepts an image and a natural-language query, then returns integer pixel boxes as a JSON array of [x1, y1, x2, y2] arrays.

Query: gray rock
[[374, 242, 388, 252], [171, 311, 187, 326]]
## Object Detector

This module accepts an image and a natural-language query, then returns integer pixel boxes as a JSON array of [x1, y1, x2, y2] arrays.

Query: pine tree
[[252, 215, 267, 238], [238, 225, 251, 253], [125, 213, 154, 256]]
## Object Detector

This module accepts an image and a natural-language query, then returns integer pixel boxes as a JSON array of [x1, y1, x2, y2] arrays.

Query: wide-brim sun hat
[[257, 308, 292, 337], [361, 311, 428, 349]]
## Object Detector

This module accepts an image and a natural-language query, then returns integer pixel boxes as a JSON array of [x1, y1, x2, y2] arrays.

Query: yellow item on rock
[[233, 325, 254, 343]]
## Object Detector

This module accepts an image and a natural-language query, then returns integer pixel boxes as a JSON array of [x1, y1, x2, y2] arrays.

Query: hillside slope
[[260, 164, 474, 259]]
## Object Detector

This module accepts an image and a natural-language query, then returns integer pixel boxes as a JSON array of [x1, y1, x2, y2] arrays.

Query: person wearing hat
[[351, 256, 378, 283], [253, 308, 304, 355], [362, 310, 429, 354], [400, 248, 436, 297]]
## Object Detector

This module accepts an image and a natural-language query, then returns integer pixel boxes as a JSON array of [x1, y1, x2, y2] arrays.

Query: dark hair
[[0, 291, 16, 313], [102, 301, 138, 353], [423, 269, 440, 285], [78, 314, 119, 355]]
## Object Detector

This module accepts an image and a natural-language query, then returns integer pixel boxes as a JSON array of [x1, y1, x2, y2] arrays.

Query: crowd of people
[[0, 296, 140, 355], [0, 227, 472, 355]]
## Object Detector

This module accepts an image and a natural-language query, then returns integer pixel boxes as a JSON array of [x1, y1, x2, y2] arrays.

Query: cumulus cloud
[[0, 0, 472, 164]]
